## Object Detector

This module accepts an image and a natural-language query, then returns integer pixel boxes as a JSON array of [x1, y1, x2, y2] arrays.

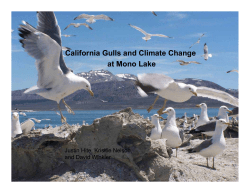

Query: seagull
[[21, 119, 35, 134], [190, 106, 233, 137], [12, 112, 22, 138], [189, 33, 205, 49], [195, 103, 210, 128], [187, 119, 229, 169], [62, 46, 71, 51], [128, 24, 173, 42], [61, 34, 76, 37], [227, 69, 238, 73], [19, 112, 27, 116], [191, 120, 195, 128], [135, 73, 238, 115], [74, 13, 114, 24], [202, 43, 212, 60], [151, 11, 157, 16], [18, 12, 94, 123], [161, 107, 183, 157], [29, 118, 51, 123], [149, 114, 163, 140], [64, 23, 93, 30], [173, 60, 201, 66]]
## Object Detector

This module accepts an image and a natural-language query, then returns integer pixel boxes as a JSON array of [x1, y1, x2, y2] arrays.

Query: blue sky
[[11, 11, 238, 90]]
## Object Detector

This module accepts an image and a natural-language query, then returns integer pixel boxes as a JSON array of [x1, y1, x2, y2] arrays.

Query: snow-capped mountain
[[115, 74, 137, 80]]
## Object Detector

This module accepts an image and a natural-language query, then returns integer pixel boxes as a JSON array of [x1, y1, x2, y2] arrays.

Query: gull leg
[[157, 99, 168, 116], [62, 99, 75, 115], [212, 157, 215, 169], [147, 95, 159, 113], [207, 158, 209, 167], [176, 147, 178, 158], [57, 103, 67, 123]]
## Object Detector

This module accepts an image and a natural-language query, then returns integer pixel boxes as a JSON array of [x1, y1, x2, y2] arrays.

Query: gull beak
[[224, 122, 230, 126], [87, 89, 94, 97], [227, 110, 233, 114], [196, 104, 201, 107], [191, 91, 198, 96], [162, 110, 168, 114]]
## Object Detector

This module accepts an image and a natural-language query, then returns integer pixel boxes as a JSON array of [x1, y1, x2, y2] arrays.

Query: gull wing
[[204, 43, 208, 54], [151, 11, 157, 16], [150, 34, 173, 38], [80, 23, 93, 30], [188, 139, 213, 153], [194, 121, 216, 133], [37, 12, 70, 74], [176, 60, 185, 63], [64, 23, 74, 30], [129, 24, 148, 35], [190, 61, 201, 64], [136, 73, 175, 94], [227, 69, 238, 73], [74, 13, 92, 20], [94, 14, 114, 21], [19, 24, 63, 89], [196, 87, 239, 107]]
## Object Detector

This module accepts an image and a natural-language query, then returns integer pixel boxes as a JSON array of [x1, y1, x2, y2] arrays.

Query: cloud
[[168, 12, 188, 20]]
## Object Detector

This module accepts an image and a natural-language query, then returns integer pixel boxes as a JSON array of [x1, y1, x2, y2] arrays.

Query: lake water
[[17, 108, 231, 129]]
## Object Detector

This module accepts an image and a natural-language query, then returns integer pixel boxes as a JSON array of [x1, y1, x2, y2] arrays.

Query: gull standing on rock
[[161, 107, 183, 157], [129, 24, 173, 42], [135, 73, 238, 115], [149, 114, 163, 140], [188, 119, 230, 169], [64, 23, 93, 30], [74, 13, 114, 24], [12, 112, 22, 138], [18, 12, 94, 123], [189, 106, 233, 137]]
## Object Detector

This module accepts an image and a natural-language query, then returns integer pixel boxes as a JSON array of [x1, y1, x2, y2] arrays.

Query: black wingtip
[[74, 16, 77, 20]]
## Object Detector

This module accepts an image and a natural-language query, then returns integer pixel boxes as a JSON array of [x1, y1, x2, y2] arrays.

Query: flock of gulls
[[12, 12, 239, 170]]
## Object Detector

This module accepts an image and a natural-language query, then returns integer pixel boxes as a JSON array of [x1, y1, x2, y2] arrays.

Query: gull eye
[[86, 85, 89, 88], [189, 88, 191, 90]]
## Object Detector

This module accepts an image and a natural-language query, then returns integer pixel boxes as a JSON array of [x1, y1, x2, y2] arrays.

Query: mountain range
[[12, 70, 238, 111]]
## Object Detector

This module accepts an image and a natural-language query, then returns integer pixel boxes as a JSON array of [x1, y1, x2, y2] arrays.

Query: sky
[[11, 11, 238, 91]]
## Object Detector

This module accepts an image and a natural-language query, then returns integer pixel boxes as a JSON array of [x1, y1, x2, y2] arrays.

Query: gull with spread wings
[[74, 13, 114, 24], [135, 73, 238, 115], [129, 24, 173, 42], [18, 12, 94, 123]]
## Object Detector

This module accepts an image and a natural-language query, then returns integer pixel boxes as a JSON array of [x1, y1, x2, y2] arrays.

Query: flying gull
[[64, 23, 93, 30], [227, 69, 238, 73], [161, 107, 183, 157], [189, 33, 205, 49], [128, 24, 173, 42], [12, 112, 22, 138], [135, 73, 238, 115], [61, 34, 76, 37], [202, 43, 212, 60], [74, 14, 114, 24], [151, 11, 157, 16], [29, 118, 51, 123], [173, 60, 201, 66], [18, 12, 94, 123], [189, 106, 232, 136], [149, 114, 163, 140], [188, 119, 229, 169]]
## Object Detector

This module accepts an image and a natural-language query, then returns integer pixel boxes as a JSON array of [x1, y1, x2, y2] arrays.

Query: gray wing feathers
[[74, 14, 92, 20], [36, 12, 70, 74], [94, 14, 114, 21], [193, 139, 213, 152], [138, 73, 175, 91], [195, 121, 216, 132], [196, 87, 239, 107]]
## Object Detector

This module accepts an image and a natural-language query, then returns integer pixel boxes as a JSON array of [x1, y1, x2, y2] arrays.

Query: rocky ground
[[11, 108, 238, 182]]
